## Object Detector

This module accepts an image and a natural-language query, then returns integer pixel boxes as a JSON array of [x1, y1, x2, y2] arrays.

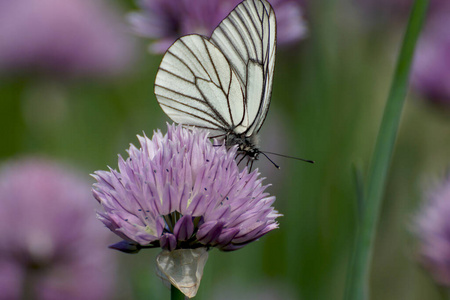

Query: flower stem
[[171, 285, 185, 300], [343, 0, 428, 299]]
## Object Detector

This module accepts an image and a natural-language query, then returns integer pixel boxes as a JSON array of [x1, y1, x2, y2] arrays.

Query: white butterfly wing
[[210, 0, 276, 136], [155, 35, 246, 137], [154, 0, 276, 138]]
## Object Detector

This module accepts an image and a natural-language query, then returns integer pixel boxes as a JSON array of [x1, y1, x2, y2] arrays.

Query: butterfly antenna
[[260, 151, 280, 169], [260, 150, 315, 164]]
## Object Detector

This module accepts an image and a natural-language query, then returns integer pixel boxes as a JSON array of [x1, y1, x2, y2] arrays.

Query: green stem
[[344, 0, 428, 299], [436, 284, 450, 300], [171, 285, 185, 300]]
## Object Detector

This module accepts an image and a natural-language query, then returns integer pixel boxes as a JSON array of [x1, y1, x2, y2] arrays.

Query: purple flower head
[[93, 124, 281, 253], [0, 158, 115, 300], [415, 174, 450, 286], [411, 7, 450, 106], [0, 0, 134, 77], [129, 0, 307, 53]]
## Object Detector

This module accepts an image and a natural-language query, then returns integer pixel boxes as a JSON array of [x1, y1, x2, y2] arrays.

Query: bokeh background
[[1, 0, 449, 299]]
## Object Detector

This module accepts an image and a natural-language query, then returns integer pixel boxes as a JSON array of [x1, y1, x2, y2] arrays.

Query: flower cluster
[[0, 158, 115, 300], [415, 174, 450, 286], [93, 124, 280, 253], [128, 0, 307, 53]]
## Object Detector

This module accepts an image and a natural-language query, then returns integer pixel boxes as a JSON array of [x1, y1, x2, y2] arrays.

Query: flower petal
[[174, 215, 194, 241]]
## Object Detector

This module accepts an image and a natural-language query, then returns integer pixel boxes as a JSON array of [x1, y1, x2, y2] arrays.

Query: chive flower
[[92, 124, 280, 297], [93, 124, 280, 252]]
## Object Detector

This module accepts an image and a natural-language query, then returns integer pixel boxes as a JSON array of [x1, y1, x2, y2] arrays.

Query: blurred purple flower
[[357, 0, 449, 20], [411, 8, 450, 105], [93, 124, 280, 252], [128, 0, 307, 53], [0, 0, 134, 77], [358, 0, 450, 105], [415, 174, 450, 286], [358, 0, 413, 19], [0, 158, 115, 300]]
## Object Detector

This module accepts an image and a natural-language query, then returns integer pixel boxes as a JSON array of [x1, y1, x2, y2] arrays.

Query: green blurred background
[[1, 0, 449, 299]]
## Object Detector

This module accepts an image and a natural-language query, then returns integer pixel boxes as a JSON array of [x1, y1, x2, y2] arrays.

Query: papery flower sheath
[[415, 174, 450, 286], [93, 124, 280, 253], [128, 0, 307, 53]]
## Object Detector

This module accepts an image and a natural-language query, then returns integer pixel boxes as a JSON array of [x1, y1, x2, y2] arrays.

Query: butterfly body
[[155, 0, 276, 164], [225, 132, 260, 160]]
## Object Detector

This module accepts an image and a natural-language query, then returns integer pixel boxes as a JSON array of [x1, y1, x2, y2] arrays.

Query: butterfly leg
[[249, 159, 254, 172], [236, 153, 247, 166]]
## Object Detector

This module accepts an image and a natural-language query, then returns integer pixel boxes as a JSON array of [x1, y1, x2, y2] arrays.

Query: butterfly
[[154, 0, 276, 167]]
